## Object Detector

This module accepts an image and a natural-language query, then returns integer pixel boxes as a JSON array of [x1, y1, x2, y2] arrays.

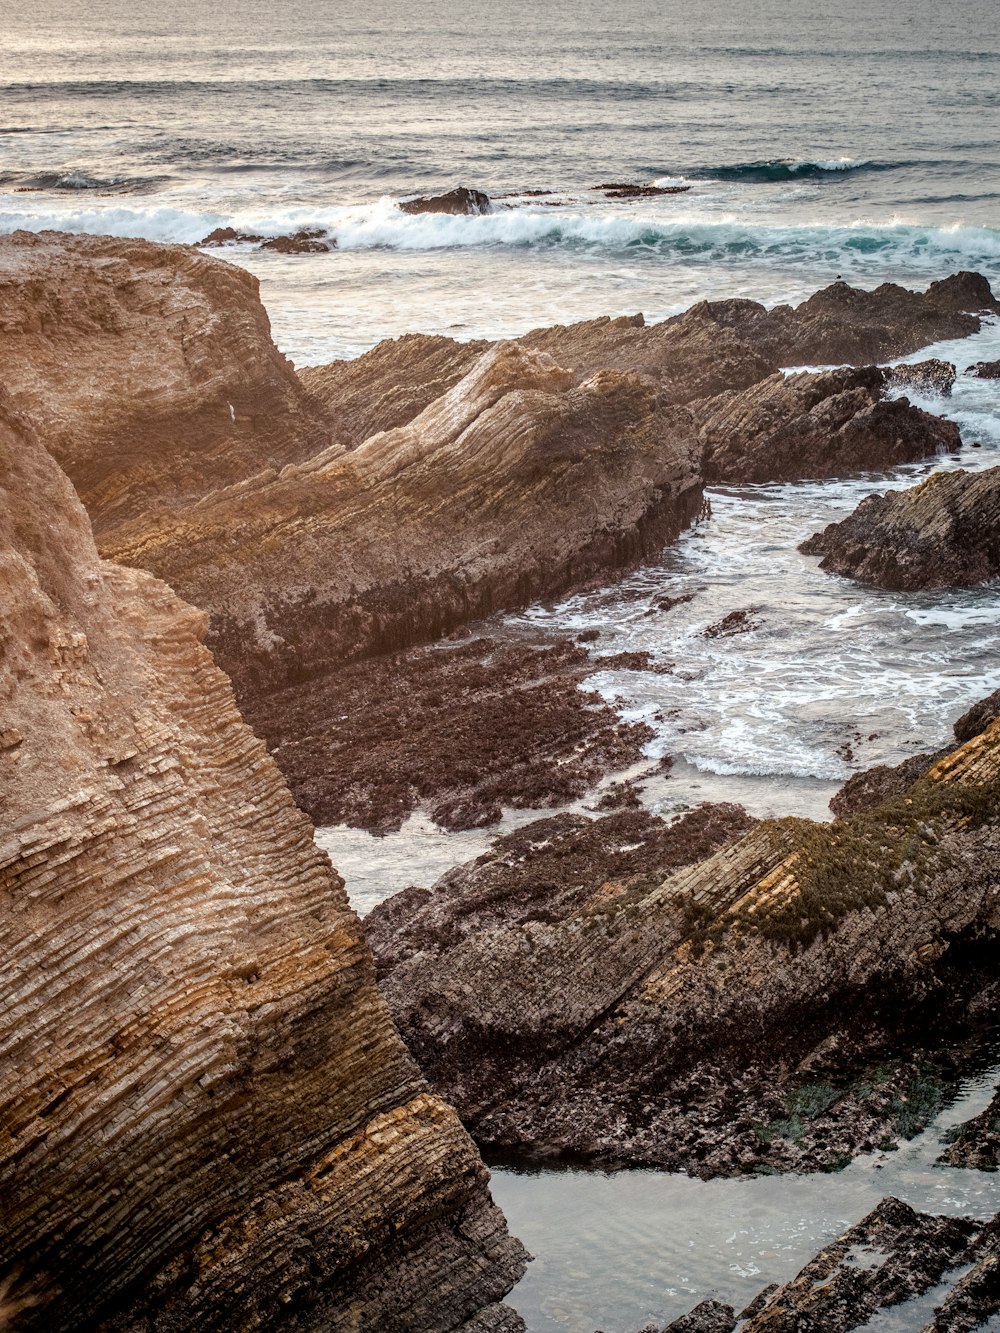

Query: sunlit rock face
[[0, 392, 526, 1331]]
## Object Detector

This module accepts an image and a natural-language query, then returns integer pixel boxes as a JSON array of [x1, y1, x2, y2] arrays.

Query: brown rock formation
[[299, 333, 488, 447], [884, 357, 956, 395], [108, 342, 703, 695], [242, 635, 659, 835], [0, 230, 339, 534], [371, 708, 1000, 1174], [399, 187, 491, 215], [968, 358, 1000, 378], [698, 367, 961, 484], [800, 465, 1000, 589], [0, 393, 525, 1329]]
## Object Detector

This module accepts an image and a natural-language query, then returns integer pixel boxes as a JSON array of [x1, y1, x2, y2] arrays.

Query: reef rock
[[0, 392, 525, 1329], [400, 187, 492, 215], [800, 465, 1000, 590], [372, 709, 1000, 1173], [108, 342, 703, 696], [698, 367, 961, 484], [967, 358, 1000, 378], [0, 230, 338, 534]]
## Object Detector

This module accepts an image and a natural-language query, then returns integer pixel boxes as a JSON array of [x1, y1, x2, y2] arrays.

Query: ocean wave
[[681, 750, 849, 781], [686, 158, 901, 183], [2, 200, 1000, 275], [0, 170, 167, 194]]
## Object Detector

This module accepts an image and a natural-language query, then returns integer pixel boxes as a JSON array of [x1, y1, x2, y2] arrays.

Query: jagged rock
[[939, 1087, 1000, 1171], [399, 187, 492, 215], [260, 227, 333, 253], [884, 358, 957, 395], [967, 358, 1000, 378], [661, 1299, 735, 1331], [371, 709, 1000, 1172], [198, 226, 264, 245], [108, 342, 703, 696], [954, 689, 1000, 744], [698, 367, 961, 484], [800, 465, 1000, 590], [702, 608, 760, 638], [593, 182, 692, 199], [923, 1215, 1000, 1330], [0, 230, 339, 532], [367, 802, 756, 975], [245, 636, 659, 834], [0, 391, 526, 1329], [736, 1198, 977, 1331], [300, 333, 489, 446]]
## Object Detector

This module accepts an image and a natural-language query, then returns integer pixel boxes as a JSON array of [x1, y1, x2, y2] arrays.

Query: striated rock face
[[0, 393, 525, 1329], [372, 711, 1000, 1174], [0, 230, 338, 534], [242, 636, 660, 834], [299, 333, 489, 447], [108, 342, 703, 696], [800, 464, 1000, 589], [697, 367, 961, 484]]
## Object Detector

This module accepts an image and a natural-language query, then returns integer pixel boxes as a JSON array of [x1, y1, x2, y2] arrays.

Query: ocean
[[6, 4, 1000, 1328]]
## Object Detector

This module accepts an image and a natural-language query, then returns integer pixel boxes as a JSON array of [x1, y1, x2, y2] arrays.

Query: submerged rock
[[260, 227, 333, 253], [698, 366, 961, 484], [593, 181, 692, 199], [399, 186, 492, 215], [371, 707, 1000, 1173], [0, 392, 526, 1329], [800, 465, 1000, 590]]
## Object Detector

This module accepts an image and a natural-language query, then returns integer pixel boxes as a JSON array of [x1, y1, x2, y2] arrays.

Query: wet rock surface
[[698, 367, 961, 484], [593, 182, 693, 199], [243, 635, 661, 834], [800, 465, 1000, 590], [399, 186, 492, 215], [967, 358, 1000, 378], [884, 358, 957, 396], [0, 391, 525, 1330], [371, 714, 1000, 1173], [366, 802, 757, 974]]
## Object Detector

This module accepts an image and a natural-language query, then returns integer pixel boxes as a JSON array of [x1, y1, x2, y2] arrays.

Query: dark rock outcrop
[[243, 636, 660, 834], [366, 803, 757, 973], [884, 358, 957, 396], [800, 465, 1000, 590], [954, 689, 1000, 744], [593, 182, 692, 199], [0, 391, 526, 1329], [698, 367, 961, 484], [371, 715, 1000, 1172], [400, 187, 492, 215], [967, 358, 1000, 378], [260, 227, 333, 253]]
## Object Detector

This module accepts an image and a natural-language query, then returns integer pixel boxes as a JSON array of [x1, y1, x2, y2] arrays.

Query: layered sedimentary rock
[[0, 393, 525, 1329], [243, 636, 662, 834], [697, 367, 961, 484], [0, 230, 338, 532], [800, 464, 1000, 589], [108, 343, 703, 695], [372, 709, 1000, 1174]]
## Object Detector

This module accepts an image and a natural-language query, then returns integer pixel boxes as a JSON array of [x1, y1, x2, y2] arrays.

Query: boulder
[[399, 186, 491, 215]]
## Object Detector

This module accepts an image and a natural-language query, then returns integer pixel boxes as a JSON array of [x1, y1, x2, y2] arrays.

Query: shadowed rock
[[800, 465, 1000, 590], [967, 358, 1000, 378], [0, 390, 526, 1330], [884, 358, 957, 396], [698, 366, 961, 484]]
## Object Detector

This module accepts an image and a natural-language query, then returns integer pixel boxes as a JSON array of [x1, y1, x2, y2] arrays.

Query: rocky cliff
[[0, 230, 339, 533], [370, 704, 1000, 1175], [800, 463, 1000, 589], [0, 392, 525, 1329], [107, 343, 703, 695]]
